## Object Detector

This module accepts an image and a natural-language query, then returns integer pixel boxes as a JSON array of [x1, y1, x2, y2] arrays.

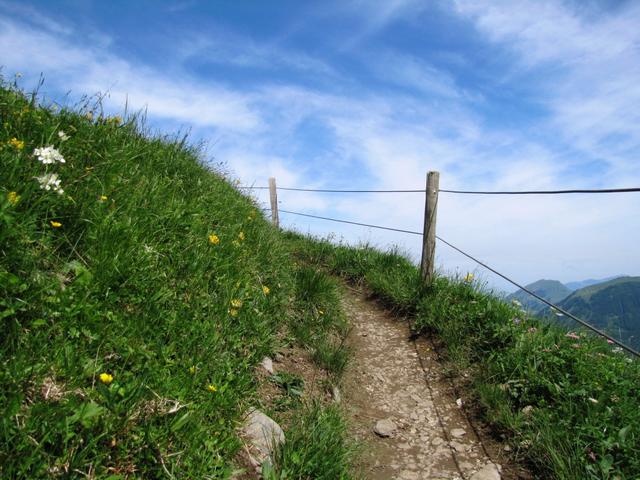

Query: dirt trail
[[342, 289, 515, 480]]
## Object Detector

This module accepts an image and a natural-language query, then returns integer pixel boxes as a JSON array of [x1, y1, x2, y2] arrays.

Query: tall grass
[[0, 81, 353, 478], [289, 232, 640, 479]]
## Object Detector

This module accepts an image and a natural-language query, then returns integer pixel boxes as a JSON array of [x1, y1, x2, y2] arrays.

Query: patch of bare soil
[[342, 288, 531, 480]]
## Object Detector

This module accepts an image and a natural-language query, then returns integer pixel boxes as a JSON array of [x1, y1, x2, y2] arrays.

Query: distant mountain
[[565, 275, 627, 291], [546, 277, 640, 349], [507, 279, 572, 313]]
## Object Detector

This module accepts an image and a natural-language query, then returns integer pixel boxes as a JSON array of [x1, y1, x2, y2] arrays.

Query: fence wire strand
[[240, 185, 640, 195], [439, 187, 640, 195], [279, 209, 423, 236]]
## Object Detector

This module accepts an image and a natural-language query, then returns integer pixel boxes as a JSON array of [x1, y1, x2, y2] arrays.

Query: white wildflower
[[36, 173, 64, 194], [33, 146, 66, 164], [511, 299, 522, 307], [57, 131, 70, 141]]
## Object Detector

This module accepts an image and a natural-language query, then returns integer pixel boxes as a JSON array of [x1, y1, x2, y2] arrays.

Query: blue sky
[[2, 0, 639, 292]]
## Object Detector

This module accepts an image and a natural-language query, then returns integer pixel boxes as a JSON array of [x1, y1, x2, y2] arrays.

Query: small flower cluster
[[229, 298, 242, 317], [36, 173, 64, 195], [7, 191, 20, 205], [9, 137, 25, 150], [34, 145, 66, 165], [33, 135, 70, 201]]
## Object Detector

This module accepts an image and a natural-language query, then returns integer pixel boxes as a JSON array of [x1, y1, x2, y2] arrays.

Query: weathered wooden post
[[420, 171, 439, 284], [269, 177, 279, 228]]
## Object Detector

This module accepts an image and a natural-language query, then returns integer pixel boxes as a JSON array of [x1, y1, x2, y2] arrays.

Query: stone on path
[[240, 409, 285, 469], [373, 418, 397, 437], [260, 357, 274, 375], [470, 463, 501, 480], [450, 428, 466, 438], [332, 385, 341, 403]]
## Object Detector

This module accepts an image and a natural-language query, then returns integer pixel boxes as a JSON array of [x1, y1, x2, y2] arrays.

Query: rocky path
[[342, 289, 509, 480]]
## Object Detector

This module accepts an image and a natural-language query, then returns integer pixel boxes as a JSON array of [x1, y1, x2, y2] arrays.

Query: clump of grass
[[287, 232, 640, 479], [0, 79, 357, 478], [288, 265, 351, 377], [265, 403, 354, 480]]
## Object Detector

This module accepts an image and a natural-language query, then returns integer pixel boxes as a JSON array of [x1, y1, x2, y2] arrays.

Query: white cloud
[[0, 16, 261, 132], [453, 0, 640, 181]]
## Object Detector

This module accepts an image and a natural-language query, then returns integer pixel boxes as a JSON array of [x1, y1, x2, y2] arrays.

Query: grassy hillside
[[286, 232, 640, 480], [554, 277, 640, 349], [0, 81, 353, 478], [507, 279, 572, 313]]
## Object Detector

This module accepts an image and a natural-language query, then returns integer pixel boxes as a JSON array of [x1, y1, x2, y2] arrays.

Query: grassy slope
[[0, 82, 352, 479], [287, 232, 640, 480]]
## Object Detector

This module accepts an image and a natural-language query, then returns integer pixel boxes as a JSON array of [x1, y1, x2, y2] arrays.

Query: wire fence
[[250, 179, 640, 357], [241, 185, 640, 194]]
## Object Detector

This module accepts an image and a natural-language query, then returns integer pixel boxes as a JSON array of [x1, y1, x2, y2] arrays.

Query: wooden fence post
[[269, 177, 279, 228], [420, 171, 440, 284]]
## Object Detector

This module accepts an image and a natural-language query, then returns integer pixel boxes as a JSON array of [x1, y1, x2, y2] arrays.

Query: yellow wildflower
[[100, 195, 108, 201], [262, 285, 270, 295], [229, 308, 239, 317], [207, 384, 217, 393], [230, 299, 242, 308], [208, 233, 220, 245], [50, 221, 62, 228], [238, 231, 245, 241], [7, 191, 20, 205], [189, 366, 196, 375], [318, 310, 324, 315], [9, 138, 24, 150], [464, 273, 474, 283], [99, 373, 113, 385]]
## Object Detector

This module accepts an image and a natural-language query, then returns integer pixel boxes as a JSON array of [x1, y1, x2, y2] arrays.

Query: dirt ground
[[342, 288, 532, 480]]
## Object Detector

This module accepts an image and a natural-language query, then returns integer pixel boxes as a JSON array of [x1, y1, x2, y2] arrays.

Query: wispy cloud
[[0, 16, 261, 132], [454, 0, 640, 182]]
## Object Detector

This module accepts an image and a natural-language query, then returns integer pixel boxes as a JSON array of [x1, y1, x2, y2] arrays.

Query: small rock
[[240, 409, 285, 467], [521, 405, 534, 415], [373, 418, 397, 437], [260, 357, 274, 375], [450, 440, 467, 452], [450, 428, 466, 438], [332, 386, 341, 403], [470, 463, 501, 480], [456, 398, 464, 408], [274, 352, 285, 363], [503, 445, 512, 452], [361, 332, 368, 337]]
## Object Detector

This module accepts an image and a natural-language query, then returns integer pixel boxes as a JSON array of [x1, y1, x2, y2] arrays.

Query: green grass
[[0, 81, 353, 478], [288, 232, 640, 479], [265, 403, 354, 480]]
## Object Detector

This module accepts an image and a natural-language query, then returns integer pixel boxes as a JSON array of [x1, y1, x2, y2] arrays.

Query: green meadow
[[0, 81, 352, 479]]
